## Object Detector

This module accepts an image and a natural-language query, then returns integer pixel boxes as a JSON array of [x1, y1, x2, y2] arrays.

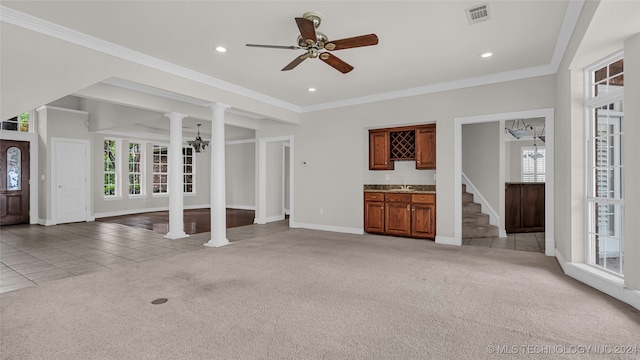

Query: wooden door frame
[[51, 137, 92, 225], [0, 130, 38, 224]]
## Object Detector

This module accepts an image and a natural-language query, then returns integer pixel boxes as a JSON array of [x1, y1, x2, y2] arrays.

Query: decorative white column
[[204, 102, 231, 247], [164, 112, 189, 240]]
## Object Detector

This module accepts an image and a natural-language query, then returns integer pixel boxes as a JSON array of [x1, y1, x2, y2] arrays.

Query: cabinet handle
[[406, 205, 410, 211], [417, 161, 420, 164], [411, 207, 415, 212], [380, 206, 383, 210], [384, 161, 387, 164]]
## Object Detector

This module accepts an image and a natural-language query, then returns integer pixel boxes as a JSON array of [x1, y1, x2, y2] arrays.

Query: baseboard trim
[[498, 230, 508, 238], [93, 204, 211, 219], [227, 205, 256, 211], [38, 218, 57, 226], [289, 221, 364, 235], [555, 249, 640, 311], [435, 235, 460, 246]]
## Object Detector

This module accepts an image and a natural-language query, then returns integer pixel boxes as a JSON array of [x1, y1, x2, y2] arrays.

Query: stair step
[[463, 213, 490, 225], [462, 192, 474, 203], [462, 202, 481, 213], [462, 224, 499, 239]]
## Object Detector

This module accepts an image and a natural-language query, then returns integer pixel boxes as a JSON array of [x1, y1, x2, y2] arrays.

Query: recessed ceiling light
[[481, 52, 493, 58], [308, 88, 316, 92], [215, 46, 227, 53]]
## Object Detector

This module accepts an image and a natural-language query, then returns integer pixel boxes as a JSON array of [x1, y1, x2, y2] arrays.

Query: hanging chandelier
[[506, 119, 533, 139], [187, 124, 209, 153], [528, 125, 544, 160]]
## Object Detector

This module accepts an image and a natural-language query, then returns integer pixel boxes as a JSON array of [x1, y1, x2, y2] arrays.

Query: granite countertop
[[364, 184, 436, 194]]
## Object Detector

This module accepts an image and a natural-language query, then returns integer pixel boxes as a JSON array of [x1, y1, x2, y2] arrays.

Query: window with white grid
[[586, 53, 624, 276], [152, 145, 168, 194], [183, 147, 194, 194], [128, 142, 144, 195], [103, 139, 119, 197], [521, 146, 546, 182]]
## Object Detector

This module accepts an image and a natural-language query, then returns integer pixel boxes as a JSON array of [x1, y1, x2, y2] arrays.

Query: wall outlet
[[385, 174, 390, 180], [319, 208, 324, 215]]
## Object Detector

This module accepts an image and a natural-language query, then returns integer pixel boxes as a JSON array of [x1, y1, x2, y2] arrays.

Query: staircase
[[462, 184, 499, 238]]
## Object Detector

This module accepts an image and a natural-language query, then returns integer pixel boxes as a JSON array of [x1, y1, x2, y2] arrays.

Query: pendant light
[[187, 124, 209, 153]]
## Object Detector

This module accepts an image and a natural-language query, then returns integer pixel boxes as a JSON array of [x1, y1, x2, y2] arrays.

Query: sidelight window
[[586, 53, 624, 275], [152, 145, 169, 194]]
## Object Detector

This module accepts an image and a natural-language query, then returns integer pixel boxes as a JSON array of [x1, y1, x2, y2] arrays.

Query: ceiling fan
[[246, 11, 378, 74]]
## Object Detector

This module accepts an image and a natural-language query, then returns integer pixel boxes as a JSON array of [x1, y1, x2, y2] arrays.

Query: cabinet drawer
[[411, 194, 435, 204], [385, 193, 411, 202], [364, 192, 385, 201]]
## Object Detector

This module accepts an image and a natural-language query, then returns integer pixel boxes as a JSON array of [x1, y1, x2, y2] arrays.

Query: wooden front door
[[0, 140, 30, 225]]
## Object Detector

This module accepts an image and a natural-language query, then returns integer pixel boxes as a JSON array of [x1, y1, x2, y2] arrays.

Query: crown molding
[[1, 1, 584, 114], [0, 5, 300, 114]]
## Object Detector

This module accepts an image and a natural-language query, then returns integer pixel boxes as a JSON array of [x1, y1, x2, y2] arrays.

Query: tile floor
[[0, 220, 290, 294], [463, 232, 546, 253]]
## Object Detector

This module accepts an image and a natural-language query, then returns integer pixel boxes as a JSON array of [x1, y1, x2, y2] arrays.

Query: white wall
[[225, 141, 255, 209], [265, 141, 283, 220], [258, 75, 556, 235], [462, 122, 500, 213]]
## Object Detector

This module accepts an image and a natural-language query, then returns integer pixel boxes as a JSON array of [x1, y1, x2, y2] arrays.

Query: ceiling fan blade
[[295, 17, 317, 45], [282, 53, 310, 71], [324, 34, 379, 51], [319, 53, 354, 74], [246, 44, 301, 50]]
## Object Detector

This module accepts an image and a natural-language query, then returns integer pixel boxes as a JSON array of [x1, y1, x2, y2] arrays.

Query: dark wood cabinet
[[505, 183, 544, 233], [369, 130, 393, 170], [415, 125, 436, 169], [364, 192, 436, 239], [384, 193, 412, 236], [364, 192, 385, 233], [369, 124, 436, 170], [410, 194, 436, 238]]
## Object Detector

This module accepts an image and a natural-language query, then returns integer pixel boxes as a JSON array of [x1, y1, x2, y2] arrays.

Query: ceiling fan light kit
[[246, 11, 378, 73]]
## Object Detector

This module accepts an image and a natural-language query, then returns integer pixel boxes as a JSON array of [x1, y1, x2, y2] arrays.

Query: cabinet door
[[364, 201, 385, 233], [521, 183, 545, 230], [411, 204, 436, 238], [505, 184, 522, 232], [415, 125, 436, 169], [385, 202, 411, 236], [369, 130, 393, 170]]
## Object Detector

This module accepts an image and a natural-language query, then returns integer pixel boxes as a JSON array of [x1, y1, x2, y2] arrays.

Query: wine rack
[[390, 130, 416, 160]]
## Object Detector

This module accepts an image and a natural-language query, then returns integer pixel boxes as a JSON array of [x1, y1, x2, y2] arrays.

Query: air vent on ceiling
[[465, 3, 491, 24]]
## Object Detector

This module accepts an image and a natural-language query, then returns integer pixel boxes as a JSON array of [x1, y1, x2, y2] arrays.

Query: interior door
[[54, 139, 88, 224], [0, 140, 30, 225]]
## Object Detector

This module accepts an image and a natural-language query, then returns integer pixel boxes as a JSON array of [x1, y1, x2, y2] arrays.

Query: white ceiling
[[3, 1, 575, 110]]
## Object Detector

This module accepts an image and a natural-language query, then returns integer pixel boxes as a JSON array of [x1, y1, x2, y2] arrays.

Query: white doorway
[[52, 138, 90, 224], [454, 108, 555, 256], [257, 135, 293, 224]]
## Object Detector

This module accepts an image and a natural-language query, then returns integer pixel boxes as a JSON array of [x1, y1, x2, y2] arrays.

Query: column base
[[164, 232, 189, 240], [203, 238, 231, 248]]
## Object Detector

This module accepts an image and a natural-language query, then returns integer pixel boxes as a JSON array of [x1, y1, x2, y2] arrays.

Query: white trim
[[93, 204, 210, 219], [38, 218, 57, 226], [435, 235, 459, 246], [35, 105, 89, 116], [290, 221, 364, 235], [227, 205, 255, 211], [454, 108, 555, 255], [461, 172, 500, 228], [0, 2, 584, 114], [0, 130, 39, 224], [257, 135, 294, 227], [556, 250, 640, 311], [0, 6, 300, 114], [226, 138, 256, 145]]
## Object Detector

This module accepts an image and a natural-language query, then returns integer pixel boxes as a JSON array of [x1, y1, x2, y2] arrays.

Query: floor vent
[[466, 3, 491, 24]]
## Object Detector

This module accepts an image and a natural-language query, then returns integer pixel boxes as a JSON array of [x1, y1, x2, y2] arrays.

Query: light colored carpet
[[1, 229, 638, 359]]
